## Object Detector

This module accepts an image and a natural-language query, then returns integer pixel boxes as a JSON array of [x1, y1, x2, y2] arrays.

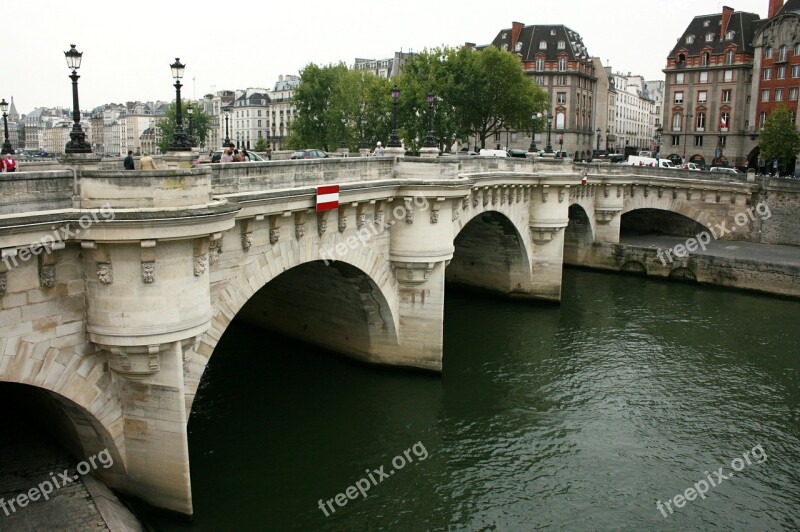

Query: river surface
[[146, 269, 800, 531]]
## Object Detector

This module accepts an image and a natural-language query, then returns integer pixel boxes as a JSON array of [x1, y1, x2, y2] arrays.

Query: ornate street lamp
[[605, 127, 610, 152], [340, 112, 347, 149], [529, 112, 542, 152], [423, 92, 436, 148], [387, 86, 401, 148], [596, 127, 602, 152], [0, 99, 12, 155], [545, 113, 553, 153], [168, 58, 191, 151], [63, 44, 92, 153], [223, 109, 231, 147], [655, 126, 663, 160], [359, 103, 368, 149]]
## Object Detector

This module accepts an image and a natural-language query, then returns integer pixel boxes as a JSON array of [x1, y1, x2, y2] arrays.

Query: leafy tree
[[156, 101, 210, 154], [759, 102, 800, 174], [254, 137, 267, 152], [287, 64, 391, 152]]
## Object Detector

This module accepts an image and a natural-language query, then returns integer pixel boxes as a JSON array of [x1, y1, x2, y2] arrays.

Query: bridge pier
[[529, 186, 570, 302]]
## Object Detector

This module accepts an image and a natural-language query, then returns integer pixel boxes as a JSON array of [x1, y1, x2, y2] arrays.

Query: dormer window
[[539, 40, 547, 49], [558, 40, 565, 49], [550, 29, 556, 36], [725, 30, 735, 40], [703, 20, 710, 27], [515, 42, 523, 51], [706, 33, 714, 42], [502, 32, 507, 39], [502, 44, 508, 51], [686, 35, 695, 44]]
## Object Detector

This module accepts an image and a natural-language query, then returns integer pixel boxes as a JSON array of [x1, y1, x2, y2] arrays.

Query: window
[[539, 40, 547, 49], [557, 92, 566, 104], [698, 91, 707, 103], [555, 111, 565, 129], [558, 40, 565, 49], [779, 45, 788, 61], [676, 72, 685, 84], [558, 57, 566, 71], [776, 88, 784, 101], [790, 87, 798, 100], [672, 113, 682, 130], [725, 30, 735, 40], [700, 71, 708, 83], [765, 46, 773, 58], [501, 44, 508, 51], [701, 52, 709, 66], [696, 112, 705, 130], [778, 66, 786, 79], [725, 50, 734, 65], [515, 42, 523, 52], [759, 111, 767, 128], [763, 68, 772, 80], [795, 43, 800, 55], [720, 112, 729, 129], [686, 35, 695, 44], [706, 33, 714, 42], [674, 91, 684, 104], [720, 136, 727, 147], [495, 132, 501, 141], [762, 89, 770, 102], [672, 135, 680, 146], [536, 57, 544, 71], [535, 75, 545, 85], [793, 65, 800, 78], [695, 136, 703, 146], [557, 75, 567, 85], [722, 89, 731, 102], [703, 20, 710, 27], [550, 29, 556, 36]]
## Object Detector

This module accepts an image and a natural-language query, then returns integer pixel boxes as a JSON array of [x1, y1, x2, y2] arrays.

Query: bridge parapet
[[79, 168, 213, 209], [0, 170, 74, 215]]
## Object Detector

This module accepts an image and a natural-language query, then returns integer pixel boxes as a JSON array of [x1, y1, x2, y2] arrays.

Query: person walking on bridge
[[139, 152, 157, 170], [124, 150, 135, 170]]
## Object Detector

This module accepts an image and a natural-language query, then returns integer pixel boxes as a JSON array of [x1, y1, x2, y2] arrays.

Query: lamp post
[[63, 44, 92, 153], [595, 127, 601, 153], [223, 110, 231, 147], [187, 107, 194, 147], [0, 99, 12, 155], [422, 92, 436, 148], [545, 113, 553, 153], [360, 103, 368, 149], [529, 112, 542, 152], [655, 126, 663, 160], [605, 127, 610, 152], [387, 86, 401, 148], [340, 113, 347, 149], [683, 113, 693, 161], [168, 58, 191, 151]]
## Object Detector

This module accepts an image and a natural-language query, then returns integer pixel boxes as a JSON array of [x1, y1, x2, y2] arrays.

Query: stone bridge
[[0, 156, 795, 515]]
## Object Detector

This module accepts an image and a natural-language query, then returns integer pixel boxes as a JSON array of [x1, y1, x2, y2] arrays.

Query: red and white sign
[[316, 185, 340, 212], [720, 115, 727, 128]]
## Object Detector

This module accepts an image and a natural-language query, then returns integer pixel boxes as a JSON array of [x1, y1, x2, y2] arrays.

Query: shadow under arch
[[620, 208, 709, 238], [0, 382, 126, 485], [446, 210, 532, 297], [189, 253, 399, 417], [564, 204, 595, 263]]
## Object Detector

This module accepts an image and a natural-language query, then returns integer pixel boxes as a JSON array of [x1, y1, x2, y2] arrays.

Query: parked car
[[508, 149, 528, 158], [210, 149, 264, 163], [479, 149, 509, 157], [681, 162, 702, 171], [708, 166, 742, 175], [290, 149, 329, 160], [457, 150, 478, 156]]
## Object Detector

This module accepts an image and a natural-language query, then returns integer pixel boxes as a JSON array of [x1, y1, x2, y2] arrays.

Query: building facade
[[664, 6, 760, 167]]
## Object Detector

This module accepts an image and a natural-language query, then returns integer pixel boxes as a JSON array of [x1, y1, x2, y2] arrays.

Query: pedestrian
[[373, 141, 384, 156], [139, 152, 157, 170], [241, 148, 250, 161], [232, 149, 244, 162], [221, 149, 233, 163], [124, 150, 135, 170], [2, 153, 17, 172]]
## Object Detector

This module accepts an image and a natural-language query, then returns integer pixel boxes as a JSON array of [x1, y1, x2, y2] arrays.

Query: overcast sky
[[3, 0, 769, 114]]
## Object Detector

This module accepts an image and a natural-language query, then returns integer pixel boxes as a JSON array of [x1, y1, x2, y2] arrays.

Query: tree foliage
[[286, 64, 391, 152], [759, 103, 800, 171], [286, 45, 549, 153], [156, 101, 210, 154]]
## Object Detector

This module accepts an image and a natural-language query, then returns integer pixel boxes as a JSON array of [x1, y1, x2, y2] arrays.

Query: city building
[[610, 71, 656, 155], [353, 52, 415, 78], [663, 5, 760, 167], [231, 88, 270, 150]]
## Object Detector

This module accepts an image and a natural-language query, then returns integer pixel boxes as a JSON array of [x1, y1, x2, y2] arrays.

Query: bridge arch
[[447, 208, 534, 297], [187, 241, 399, 414], [564, 203, 596, 263], [620, 207, 710, 238]]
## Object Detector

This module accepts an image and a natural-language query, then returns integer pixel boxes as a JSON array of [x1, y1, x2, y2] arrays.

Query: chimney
[[720, 6, 734, 41], [769, 0, 784, 18], [511, 21, 524, 51]]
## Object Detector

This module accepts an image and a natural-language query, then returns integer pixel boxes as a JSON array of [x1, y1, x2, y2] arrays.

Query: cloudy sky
[[3, 0, 769, 114]]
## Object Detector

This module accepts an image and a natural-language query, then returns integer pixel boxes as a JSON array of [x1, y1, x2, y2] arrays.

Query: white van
[[479, 149, 509, 157], [627, 155, 675, 169]]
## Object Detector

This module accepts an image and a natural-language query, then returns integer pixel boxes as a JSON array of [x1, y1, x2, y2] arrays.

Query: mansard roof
[[670, 11, 760, 57], [776, 0, 800, 16], [235, 91, 270, 106], [489, 24, 591, 62]]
